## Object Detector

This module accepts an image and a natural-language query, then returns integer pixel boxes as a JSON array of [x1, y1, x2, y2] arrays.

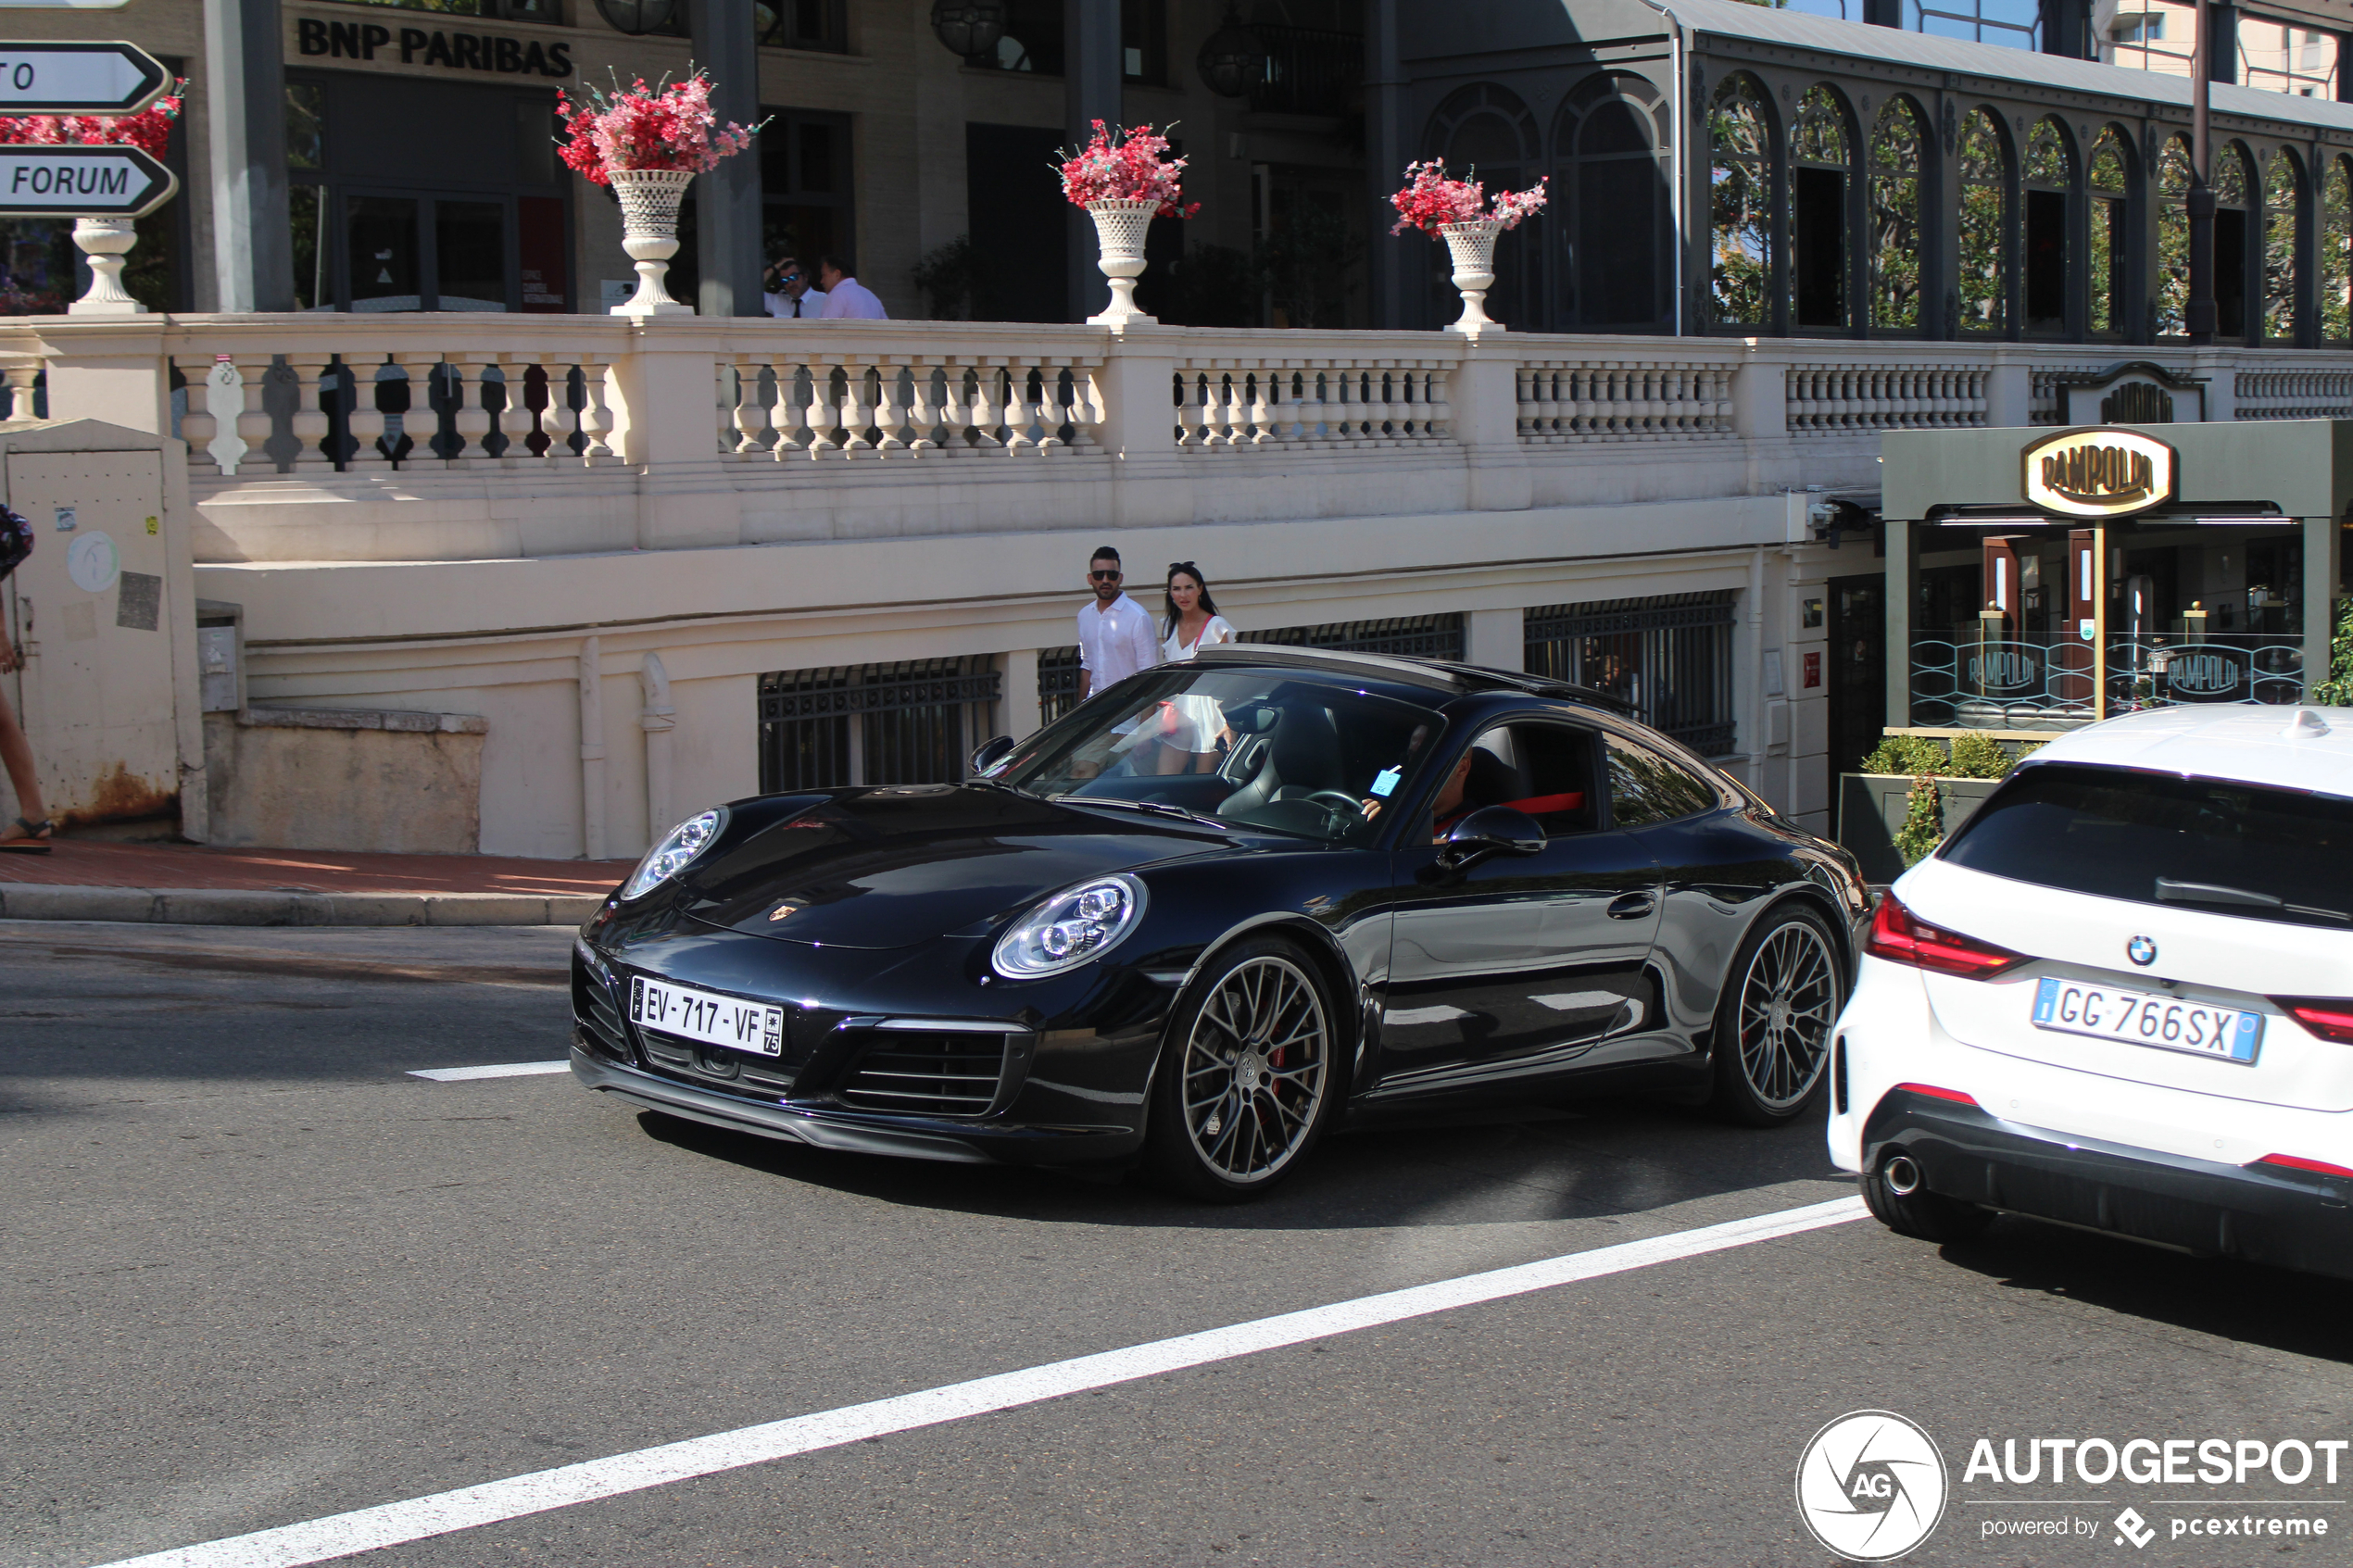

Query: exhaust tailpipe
[[1881, 1154, 1922, 1196]]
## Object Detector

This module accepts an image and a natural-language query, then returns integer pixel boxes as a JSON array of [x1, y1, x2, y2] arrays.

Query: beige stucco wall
[[203, 707, 484, 851]]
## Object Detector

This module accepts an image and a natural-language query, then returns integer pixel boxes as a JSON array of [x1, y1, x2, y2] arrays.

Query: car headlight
[[621, 808, 724, 902], [991, 873, 1149, 979]]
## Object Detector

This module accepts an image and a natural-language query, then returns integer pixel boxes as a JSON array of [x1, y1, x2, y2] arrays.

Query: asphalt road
[[6, 919, 2352, 1568]]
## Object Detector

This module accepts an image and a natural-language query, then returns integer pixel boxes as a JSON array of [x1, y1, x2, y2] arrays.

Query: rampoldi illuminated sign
[[2021, 427, 2177, 519]]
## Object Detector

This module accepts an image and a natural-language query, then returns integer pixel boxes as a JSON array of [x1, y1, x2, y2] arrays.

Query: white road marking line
[[406, 1061, 572, 1082], [94, 1194, 1868, 1568]]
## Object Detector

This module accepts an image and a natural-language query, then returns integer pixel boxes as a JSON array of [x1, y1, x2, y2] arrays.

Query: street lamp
[[1196, 4, 1269, 98], [592, 0, 676, 34], [929, 0, 1007, 58]]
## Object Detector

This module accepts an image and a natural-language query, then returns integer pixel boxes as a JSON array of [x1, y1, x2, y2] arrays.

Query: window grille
[[1038, 646, 1083, 725], [1524, 592, 1739, 758], [759, 657, 1001, 791], [1241, 613, 1465, 662]]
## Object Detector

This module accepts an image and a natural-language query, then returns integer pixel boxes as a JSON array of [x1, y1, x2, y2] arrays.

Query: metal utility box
[[0, 420, 200, 836]]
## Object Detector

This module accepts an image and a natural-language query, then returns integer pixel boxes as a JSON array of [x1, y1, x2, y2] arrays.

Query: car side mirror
[[969, 734, 1016, 774], [1438, 806, 1544, 869]]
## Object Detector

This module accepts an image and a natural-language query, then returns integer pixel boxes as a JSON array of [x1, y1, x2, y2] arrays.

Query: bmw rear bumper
[[1862, 1087, 2353, 1281]]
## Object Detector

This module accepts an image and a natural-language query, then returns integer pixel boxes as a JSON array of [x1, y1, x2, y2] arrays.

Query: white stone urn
[[609, 168, 697, 317], [1439, 218, 1504, 334], [1085, 197, 1159, 328], [69, 217, 145, 316]]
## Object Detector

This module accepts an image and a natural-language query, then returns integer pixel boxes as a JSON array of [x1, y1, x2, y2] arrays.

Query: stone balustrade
[[0, 314, 2348, 565]]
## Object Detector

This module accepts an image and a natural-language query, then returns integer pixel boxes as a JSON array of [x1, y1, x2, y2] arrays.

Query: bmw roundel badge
[[2127, 935, 2158, 967]]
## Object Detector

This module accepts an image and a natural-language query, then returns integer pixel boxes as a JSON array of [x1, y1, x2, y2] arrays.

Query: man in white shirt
[[761, 256, 827, 319], [815, 255, 887, 320], [1076, 545, 1159, 701]]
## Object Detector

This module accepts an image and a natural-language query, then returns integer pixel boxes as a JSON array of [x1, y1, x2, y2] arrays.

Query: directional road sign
[[0, 41, 165, 112], [0, 143, 174, 217]]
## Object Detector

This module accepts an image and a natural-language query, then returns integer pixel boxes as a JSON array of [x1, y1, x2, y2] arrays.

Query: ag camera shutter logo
[[1796, 1410, 1949, 1561]]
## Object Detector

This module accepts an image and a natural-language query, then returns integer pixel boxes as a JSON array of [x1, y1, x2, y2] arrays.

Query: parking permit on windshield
[[1370, 767, 1401, 797]]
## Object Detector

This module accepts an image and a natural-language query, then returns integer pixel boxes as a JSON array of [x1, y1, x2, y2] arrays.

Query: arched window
[[2262, 147, 2303, 344], [2023, 118, 2072, 333], [2325, 157, 2352, 343], [1791, 86, 1852, 330], [2157, 135, 2192, 336], [2087, 128, 2129, 336], [1869, 98, 1924, 332], [1707, 74, 1774, 329], [1956, 108, 2007, 333], [1555, 75, 1669, 330], [2216, 142, 2252, 337], [1422, 84, 1541, 329]]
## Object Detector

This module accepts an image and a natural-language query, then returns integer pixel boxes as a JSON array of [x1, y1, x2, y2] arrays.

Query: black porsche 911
[[570, 644, 1871, 1199]]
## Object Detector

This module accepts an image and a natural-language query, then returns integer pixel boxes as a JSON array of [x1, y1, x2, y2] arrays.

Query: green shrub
[[1859, 734, 1948, 775], [1894, 775, 1944, 867], [2313, 596, 2353, 707], [1944, 732, 2013, 778]]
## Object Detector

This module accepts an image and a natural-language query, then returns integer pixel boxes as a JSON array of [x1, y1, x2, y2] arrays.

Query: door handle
[[1607, 893, 1655, 920]]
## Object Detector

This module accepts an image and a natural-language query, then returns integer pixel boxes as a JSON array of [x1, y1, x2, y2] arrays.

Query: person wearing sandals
[[0, 503, 48, 852], [1145, 561, 1236, 775]]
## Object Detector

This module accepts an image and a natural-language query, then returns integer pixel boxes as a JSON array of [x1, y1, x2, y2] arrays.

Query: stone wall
[[204, 707, 485, 854]]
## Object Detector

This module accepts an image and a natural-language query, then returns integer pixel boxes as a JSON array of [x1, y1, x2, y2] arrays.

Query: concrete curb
[[0, 884, 605, 927]]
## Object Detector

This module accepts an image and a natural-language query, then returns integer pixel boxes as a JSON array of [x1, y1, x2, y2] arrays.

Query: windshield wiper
[[963, 775, 1027, 797], [1051, 794, 1222, 828], [2155, 878, 2349, 924]]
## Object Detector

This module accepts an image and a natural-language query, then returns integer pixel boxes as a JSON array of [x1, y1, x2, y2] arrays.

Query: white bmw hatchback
[[1829, 703, 2353, 1278]]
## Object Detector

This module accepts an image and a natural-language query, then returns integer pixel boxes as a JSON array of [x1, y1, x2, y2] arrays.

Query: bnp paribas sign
[[2021, 427, 2177, 520]]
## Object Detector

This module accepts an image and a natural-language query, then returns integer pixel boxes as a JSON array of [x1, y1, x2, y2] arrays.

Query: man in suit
[[761, 256, 827, 319]]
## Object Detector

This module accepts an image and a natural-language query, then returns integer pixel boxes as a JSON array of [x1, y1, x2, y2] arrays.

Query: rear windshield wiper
[[1051, 794, 1223, 828], [2155, 878, 2349, 924]]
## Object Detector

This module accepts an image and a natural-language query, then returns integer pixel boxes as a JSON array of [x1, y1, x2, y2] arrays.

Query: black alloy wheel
[[1142, 937, 1338, 1200], [1706, 904, 1844, 1126]]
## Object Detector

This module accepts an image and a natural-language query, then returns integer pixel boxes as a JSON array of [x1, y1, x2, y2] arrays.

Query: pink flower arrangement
[[0, 80, 185, 157], [1055, 120, 1199, 219], [1388, 160, 1548, 237], [555, 69, 759, 187]]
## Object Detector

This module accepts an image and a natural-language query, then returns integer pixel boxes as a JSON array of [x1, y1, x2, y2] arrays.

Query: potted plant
[[0, 82, 184, 316], [557, 69, 760, 317], [1055, 119, 1198, 328], [1838, 732, 2040, 884], [1387, 159, 1546, 334]]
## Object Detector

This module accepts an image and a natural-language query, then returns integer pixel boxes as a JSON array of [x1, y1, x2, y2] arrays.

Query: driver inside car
[[1366, 734, 1589, 842]]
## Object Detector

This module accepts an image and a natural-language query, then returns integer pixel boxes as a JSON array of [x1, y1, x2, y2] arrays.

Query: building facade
[[1, 0, 2350, 866]]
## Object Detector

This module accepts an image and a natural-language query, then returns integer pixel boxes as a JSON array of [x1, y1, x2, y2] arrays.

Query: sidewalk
[[0, 840, 636, 926]]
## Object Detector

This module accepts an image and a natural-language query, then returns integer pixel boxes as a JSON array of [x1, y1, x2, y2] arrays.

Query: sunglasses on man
[[1088, 569, 1122, 581]]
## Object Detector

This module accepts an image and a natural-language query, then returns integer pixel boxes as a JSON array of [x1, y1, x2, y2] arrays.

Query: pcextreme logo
[[1796, 1410, 1950, 1562]]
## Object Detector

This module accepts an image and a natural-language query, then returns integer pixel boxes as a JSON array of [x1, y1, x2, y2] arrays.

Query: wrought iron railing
[[1909, 630, 2306, 730], [1242, 613, 1465, 662], [758, 657, 1001, 790], [1525, 592, 1738, 757]]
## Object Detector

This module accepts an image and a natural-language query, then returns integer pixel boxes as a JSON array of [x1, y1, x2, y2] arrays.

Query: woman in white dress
[[1149, 561, 1235, 774]]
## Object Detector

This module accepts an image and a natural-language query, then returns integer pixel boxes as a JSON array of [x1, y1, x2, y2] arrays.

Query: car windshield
[[991, 667, 1450, 845], [1939, 762, 2353, 929]]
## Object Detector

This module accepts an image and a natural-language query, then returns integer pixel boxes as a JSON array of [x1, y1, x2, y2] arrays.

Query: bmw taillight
[[1864, 894, 2026, 980], [1893, 1082, 1981, 1108], [2271, 998, 2353, 1046], [2250, 1153, 2353, 1179]]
